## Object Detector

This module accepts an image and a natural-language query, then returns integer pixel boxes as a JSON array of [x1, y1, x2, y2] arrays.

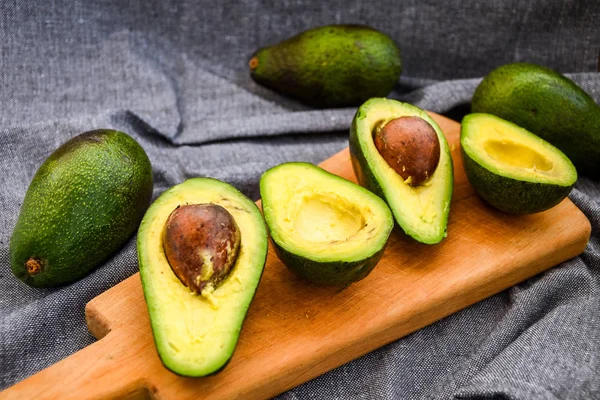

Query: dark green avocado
[[260, 162, 393, 286], [249, 24, 402, 108], [10, 129, 153, 287], [461, 113, 577, 214], [472, 62, 600, 178]]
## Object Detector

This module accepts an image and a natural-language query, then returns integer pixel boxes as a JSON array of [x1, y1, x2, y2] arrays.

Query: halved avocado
[[349, 98, 454, 244], [461, 113, 577, 214], [137, 178, 268, 377], [260, 162, 393, 286]]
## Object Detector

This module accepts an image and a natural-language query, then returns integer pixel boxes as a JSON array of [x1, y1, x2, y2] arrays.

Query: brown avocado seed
[[163, 204, 241, 295], [373, 116, 441, 186]]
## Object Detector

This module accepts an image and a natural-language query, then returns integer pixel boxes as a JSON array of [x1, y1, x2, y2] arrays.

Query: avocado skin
[[461, 147, 573, 214], [10, 129, 153, 287], [250, 24, 402, 108], [272, 239, 388, 286], [472, 62, 600, 178], [349, 131, 386, 204]]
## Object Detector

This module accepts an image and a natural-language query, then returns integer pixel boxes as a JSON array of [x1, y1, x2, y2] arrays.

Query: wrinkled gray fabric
[[1, 1, 599, 398]]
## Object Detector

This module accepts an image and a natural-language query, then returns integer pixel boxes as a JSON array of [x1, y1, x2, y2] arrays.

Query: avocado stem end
[[248, 57, 259, 70], [25, 257, 43, 276]]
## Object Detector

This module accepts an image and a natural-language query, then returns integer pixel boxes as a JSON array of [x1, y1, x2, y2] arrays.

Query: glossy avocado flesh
[[349, 98, 454, 244], [260, 162, 393, 286], [461, 113, 577, 214], [137, 178, 268, 377], [471, 62, 600, 178], [10, 129, 153, 287]]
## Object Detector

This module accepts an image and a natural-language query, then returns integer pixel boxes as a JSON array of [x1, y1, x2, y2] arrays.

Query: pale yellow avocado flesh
[[291, 192, 366, 244], [261, 163, 392, 262], [484, 141, 553, 171], [462, 114, 575, 184], [137, 178, 267, 377], [354, 99, 453, 242]]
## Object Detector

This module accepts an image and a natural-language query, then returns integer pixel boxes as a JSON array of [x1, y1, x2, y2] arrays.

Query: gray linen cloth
[[1, 1, 599, 398]]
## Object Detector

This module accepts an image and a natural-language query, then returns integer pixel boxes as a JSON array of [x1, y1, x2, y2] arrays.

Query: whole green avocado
[[10, 129, 154, 287], [471, 62, 600, 178], [249, 24, 402, 108]]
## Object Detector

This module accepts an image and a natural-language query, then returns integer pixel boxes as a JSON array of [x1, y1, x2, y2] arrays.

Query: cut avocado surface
[[137, 178, 268, 377], [260, 162, 393, 286], [461, 113, 577, 214], [349, 98, 453, 244]]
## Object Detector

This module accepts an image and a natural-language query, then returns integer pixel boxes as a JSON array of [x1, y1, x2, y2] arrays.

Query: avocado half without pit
[[137, 178, 268, 377], [350, 98, 454, 244], [460, 113, 577, 214], [260, 162, 394, 286]]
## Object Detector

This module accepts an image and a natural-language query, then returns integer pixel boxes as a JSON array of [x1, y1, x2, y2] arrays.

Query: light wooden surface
[[1, 114, 591, 400]]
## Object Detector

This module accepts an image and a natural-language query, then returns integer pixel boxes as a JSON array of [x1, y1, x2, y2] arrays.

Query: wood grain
[[0, 113, 591, 400]]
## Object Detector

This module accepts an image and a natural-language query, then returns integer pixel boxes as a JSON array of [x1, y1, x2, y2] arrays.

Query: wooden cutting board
[[0, 113, 591, 400]]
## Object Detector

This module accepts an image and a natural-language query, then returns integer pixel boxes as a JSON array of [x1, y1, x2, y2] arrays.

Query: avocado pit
[[163, 204, 241, 295], [374, 116, 441, 186]]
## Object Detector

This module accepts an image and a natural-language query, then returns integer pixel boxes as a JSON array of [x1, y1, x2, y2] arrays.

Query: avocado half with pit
[[461, 113, 577, 214], [260, 162, 393, 286], [349, 98, 454, 244], [137, 178, 268, 377]]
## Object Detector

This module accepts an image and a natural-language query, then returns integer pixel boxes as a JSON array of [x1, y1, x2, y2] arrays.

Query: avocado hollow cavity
[[483, 140, 554, 172], [292, 192, 366, 244], [162, 204, 241, 296]]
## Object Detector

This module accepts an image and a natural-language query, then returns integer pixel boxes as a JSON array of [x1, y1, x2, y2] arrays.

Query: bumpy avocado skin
[[461, 148, 573, 214], [272, 240, 388, 286], [472, 62, 600, 178], [250, 24, 402, 108], [10, 130, 153, 287], [349, 121, 386, 201]]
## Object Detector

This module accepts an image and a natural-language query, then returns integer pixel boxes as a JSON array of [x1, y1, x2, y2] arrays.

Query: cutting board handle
[[0, 331, 151, 400]]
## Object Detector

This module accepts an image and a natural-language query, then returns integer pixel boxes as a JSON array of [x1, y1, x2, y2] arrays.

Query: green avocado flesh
[[471, 62, 600, 178], [250, 24, 402, 108], [10, 129, 153, 287], [461, 113, 577, 214], [137, 178, 268, 377], [349, 98, 454, 244], [260, 162, 393, 286]]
